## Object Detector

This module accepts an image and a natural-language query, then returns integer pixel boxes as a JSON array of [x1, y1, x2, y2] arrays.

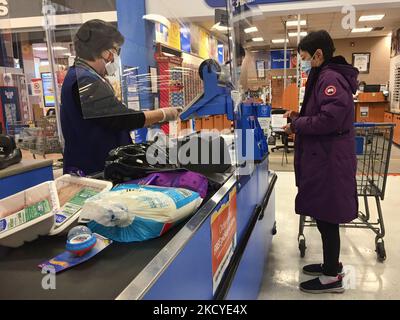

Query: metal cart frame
[[18, 115, 62, 159], [298, 123, 395, 262]]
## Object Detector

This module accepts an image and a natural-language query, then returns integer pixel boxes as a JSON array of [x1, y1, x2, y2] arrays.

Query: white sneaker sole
[[303, 270, 346, 277], [300, 287, 345, 294]]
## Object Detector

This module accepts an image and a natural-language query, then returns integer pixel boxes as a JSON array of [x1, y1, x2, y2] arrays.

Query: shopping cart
[[298, 123, 395, 262], [18, 116, 62, 159]]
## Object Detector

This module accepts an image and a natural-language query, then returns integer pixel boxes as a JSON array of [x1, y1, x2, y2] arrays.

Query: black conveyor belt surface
[[0, 224, 184, 300]]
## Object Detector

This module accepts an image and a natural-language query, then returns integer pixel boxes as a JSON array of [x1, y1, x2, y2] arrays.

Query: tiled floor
[[258, 171, 400, 300]]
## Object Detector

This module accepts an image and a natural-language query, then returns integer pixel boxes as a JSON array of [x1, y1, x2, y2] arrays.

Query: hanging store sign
[[0, 0, 8, 17], [270, 50, 291, 69], [205, 0, 305, 8], [180, 27, 191, 53]]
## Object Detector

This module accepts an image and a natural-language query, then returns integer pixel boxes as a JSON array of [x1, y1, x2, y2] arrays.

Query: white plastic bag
[[79, 184, 202, 242]]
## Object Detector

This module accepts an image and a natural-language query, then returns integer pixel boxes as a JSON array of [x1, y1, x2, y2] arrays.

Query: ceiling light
[[212, 22, 231, 32], [252, 37, 264, 42], [286, 20, 307, 27], [33, 46, 68, 51], [53, 46, 68, 51], [288, 31, 308, 37], [359, 14, 385, 22], [143, 14, 171, 29], [244, 26, 258, 34], [272, 39, 289, 44], [351, 27, 373, 33]]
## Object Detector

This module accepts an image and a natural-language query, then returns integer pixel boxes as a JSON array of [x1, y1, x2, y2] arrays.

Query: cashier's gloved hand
[[160, 107, 183, 123]]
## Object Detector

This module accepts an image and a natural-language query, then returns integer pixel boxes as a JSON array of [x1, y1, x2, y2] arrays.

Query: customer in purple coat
[[283, 30, 359, 294]]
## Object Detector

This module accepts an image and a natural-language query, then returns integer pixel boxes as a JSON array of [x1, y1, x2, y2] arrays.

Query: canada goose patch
[[325, 85, 337, 96]]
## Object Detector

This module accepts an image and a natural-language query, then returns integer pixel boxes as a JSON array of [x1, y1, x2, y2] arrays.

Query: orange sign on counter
[[211, 187, 237, 294]]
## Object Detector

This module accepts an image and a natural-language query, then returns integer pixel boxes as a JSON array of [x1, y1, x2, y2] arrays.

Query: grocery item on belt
[[79, 184, 202, 242], [0, 199, 51, 234], [38, 233, 112, 273], [50, 175, 112, 236], [127, 170, 209, 199], [66, 225, 97, 256], [0, 181, 58, 248]]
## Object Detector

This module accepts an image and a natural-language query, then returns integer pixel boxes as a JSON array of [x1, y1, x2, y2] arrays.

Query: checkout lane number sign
[[211, 187, 237, 295]]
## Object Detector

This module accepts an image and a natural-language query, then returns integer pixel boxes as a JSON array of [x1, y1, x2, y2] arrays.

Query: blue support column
[[116, 0, 156, 111]]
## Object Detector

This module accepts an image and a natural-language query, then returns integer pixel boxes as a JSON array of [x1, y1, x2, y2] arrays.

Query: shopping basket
[[298, 123, 395, 262]]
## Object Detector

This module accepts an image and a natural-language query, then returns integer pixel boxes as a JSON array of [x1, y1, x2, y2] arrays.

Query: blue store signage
[[205, 0, 305, 7], [270, 50, 290, 69]]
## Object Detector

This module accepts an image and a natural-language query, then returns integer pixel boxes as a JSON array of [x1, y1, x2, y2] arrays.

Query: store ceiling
[[32, 42, 73, 60], [196, 6, 400, 49]]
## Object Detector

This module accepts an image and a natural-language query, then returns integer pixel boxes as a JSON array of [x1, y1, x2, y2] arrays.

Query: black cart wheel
[[376, 241, 386, 262], [299, 239, 306, 258]]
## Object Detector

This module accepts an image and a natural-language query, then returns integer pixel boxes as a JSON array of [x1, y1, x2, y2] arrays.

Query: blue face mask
[[301, 60, 312, 75], [301, 52, 316, 75]]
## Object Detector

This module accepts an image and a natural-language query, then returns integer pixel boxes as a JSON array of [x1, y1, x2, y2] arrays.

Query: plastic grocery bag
[[79, 184, 202, 242], [128, 170, 209, 199]]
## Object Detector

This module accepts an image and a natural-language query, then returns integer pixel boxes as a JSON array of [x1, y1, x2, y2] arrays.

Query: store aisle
[[259, 172, 400, 300]]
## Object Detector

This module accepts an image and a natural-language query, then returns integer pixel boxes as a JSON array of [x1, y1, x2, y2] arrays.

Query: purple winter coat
[[292, 57, 359, 224]]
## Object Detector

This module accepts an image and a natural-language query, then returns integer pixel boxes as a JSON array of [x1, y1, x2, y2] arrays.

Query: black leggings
[[316, 220, 341, 277]]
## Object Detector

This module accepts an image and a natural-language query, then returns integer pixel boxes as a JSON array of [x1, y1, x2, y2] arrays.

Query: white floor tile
[[259, 172, 400, 300]]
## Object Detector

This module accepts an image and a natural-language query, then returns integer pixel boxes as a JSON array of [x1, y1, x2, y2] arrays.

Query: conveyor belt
[[0, 224, 184, 300], [0, 171, 234, 300]]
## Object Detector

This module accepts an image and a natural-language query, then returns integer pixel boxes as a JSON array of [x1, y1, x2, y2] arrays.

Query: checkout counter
[[385, 111, 400, 145], [0, 60, 277, 300], [355, 92, 390, 123], [0, 164, 276, 300]]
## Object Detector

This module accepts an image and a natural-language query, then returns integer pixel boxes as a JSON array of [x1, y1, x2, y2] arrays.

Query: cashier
[[283, 30, 359, 294], [61, 20, 180, 175]]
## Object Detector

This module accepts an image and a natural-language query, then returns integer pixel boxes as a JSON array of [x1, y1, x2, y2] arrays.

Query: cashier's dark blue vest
[[61, 65, 131, 175]]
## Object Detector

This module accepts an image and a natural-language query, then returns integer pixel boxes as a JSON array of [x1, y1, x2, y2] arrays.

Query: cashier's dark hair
[[74, 19, 124, 61], [298, 30, 336, 61]]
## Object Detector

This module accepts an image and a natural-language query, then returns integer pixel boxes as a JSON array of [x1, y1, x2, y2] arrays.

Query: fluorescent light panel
[[359, 14, 385, 21], [212, 22, 231, 32], [286, 20, 307, 27], [252, 37, 264, 42], [33, 46, 68, 51], [351, 27, 373, 33], [244, 26, 258, 33], [272, 39, 289, 44], [288, 31, 308, 37]]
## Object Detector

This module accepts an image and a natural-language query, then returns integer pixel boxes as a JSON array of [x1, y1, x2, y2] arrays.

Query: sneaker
[[300, 277, 345, 294], [303, 263, 344, 277]]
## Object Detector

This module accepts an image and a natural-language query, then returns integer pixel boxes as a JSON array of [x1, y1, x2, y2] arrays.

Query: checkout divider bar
[[116, 173, 238, 300], [214, 171, 278, 300]]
